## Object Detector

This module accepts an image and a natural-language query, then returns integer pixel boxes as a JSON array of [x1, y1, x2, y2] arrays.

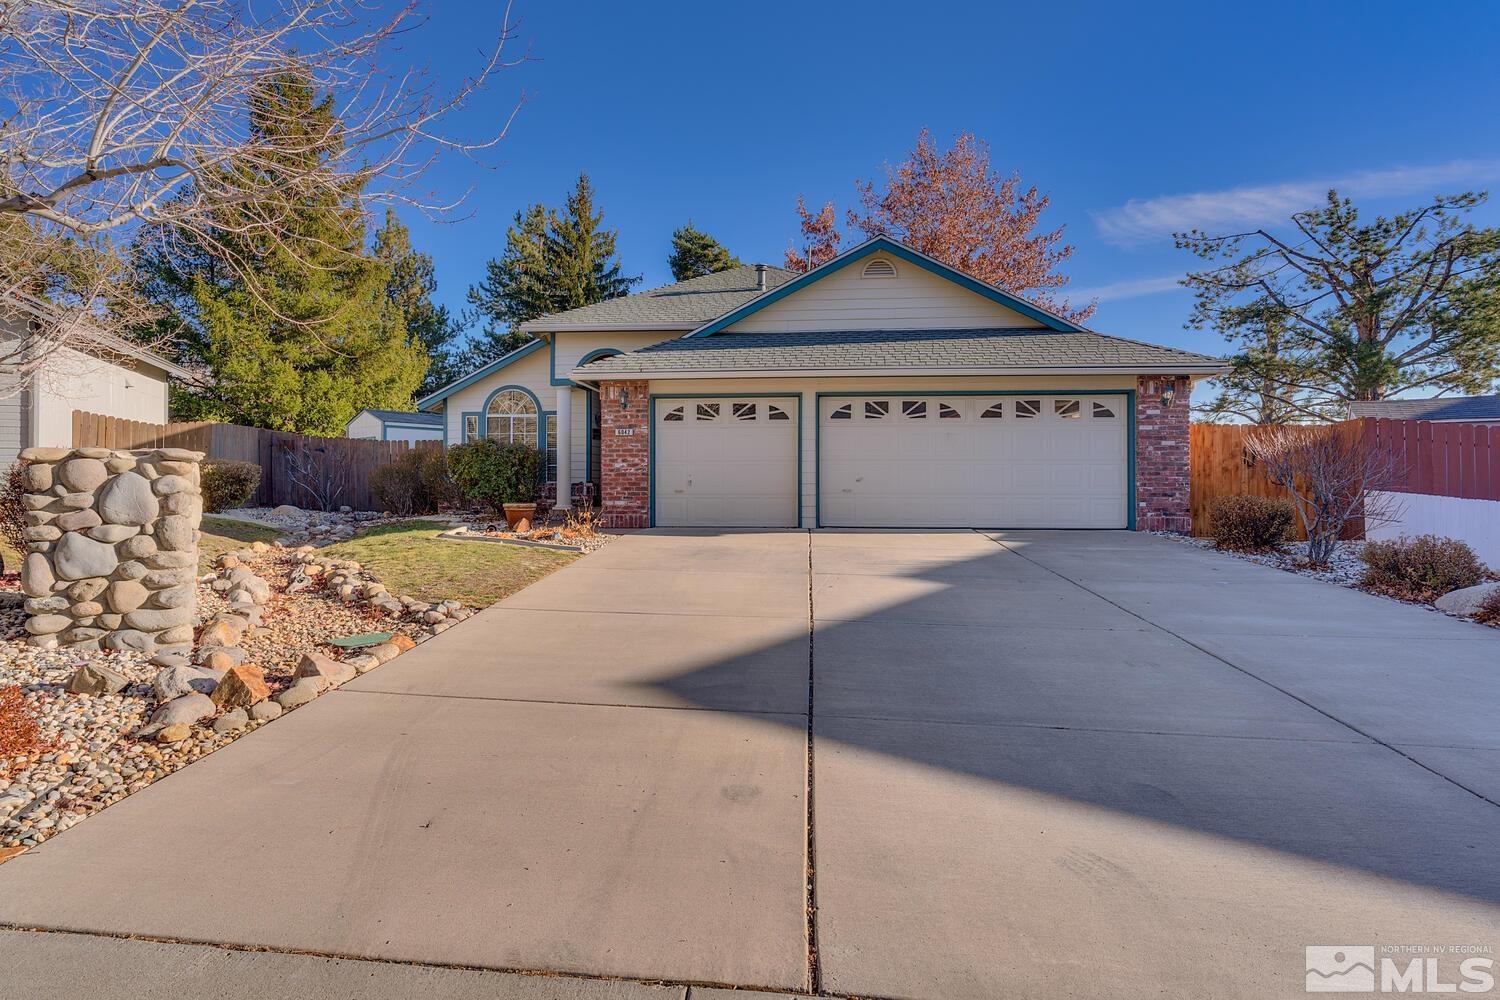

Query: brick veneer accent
[[598, 380, 650, 529], [1135, 375, 1191, 532]]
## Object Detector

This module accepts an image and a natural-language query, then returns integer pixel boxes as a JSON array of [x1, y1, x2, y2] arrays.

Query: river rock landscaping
[[0, 521, 481, 858]]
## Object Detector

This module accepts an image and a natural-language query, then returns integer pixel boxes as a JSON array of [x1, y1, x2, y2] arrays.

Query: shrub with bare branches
[[1242, 423, 1402, 566], [0, 0, 524, 386], [0, 462, 27, 575]]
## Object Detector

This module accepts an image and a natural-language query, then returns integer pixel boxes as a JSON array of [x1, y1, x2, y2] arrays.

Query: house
[[1, 292, 197, 470], [346, 408, 445, 443], [1349, 394, 1500, 425], [417, 236, 1226, 531]]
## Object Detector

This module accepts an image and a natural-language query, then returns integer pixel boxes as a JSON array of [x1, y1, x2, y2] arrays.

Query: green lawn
[[320, 520, 577, 607], [199, 516, 285, 574]]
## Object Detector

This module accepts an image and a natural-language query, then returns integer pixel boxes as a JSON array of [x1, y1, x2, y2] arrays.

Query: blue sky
[[394, 1, 1500, 359]]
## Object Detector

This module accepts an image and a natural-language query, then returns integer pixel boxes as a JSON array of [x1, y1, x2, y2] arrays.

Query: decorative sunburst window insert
[[733, 402, 758, 421], [1092, 402, 1116, 419], [1055, 399, 1081, 420], [981, 402, 1005, 419], [768, 404, 791, 421], [901, 400, 927, 419], [696, 402, 720, 421], [938, 403, 962, 419], [864, 400, 890, 419], [1015, 399, 1041, 419], [829, 403, 853, 420], [662, 406, 685, 422]]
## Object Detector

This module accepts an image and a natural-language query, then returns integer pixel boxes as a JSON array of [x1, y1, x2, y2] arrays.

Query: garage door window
[[663, 406, 685, 422], [864, 400, 889, 419], [768, 404, 791, 421], [901, 400, 927, 419], [733, 402, 757, 420], [1093, 402, 1116, 418], [1055, 399, 1081, 419], [981, 402, 1004, 419], [939, 403, 961, 419], [696, 402, 720, 421], [830, 403, 853, 420], [1015, 399, 1041, 419]]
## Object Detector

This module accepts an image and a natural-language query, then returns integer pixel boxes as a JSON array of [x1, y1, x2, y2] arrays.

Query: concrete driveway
[[2, 529, 1499, 1000]]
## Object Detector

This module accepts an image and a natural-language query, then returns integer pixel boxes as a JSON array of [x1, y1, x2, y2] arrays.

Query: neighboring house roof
[[517, 264, 798, 333], [351, 408, 443, 427], [686, 236, 1086, 337], [1348, 394, 1500, 422], [2, 289, 200, 383], [570, 328, 1225, 379]]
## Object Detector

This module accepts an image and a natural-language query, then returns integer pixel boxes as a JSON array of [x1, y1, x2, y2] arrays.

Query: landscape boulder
[[67, 662, 130, 696], [211, 664, 271, 709], [1434, 581, 1500, 618]]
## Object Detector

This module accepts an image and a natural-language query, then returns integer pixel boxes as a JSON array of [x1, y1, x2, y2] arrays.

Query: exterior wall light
[[1160, 381, 1176, 408]]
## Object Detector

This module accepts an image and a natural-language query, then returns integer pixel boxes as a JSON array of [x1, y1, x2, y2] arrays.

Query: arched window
[[486, 389, 538, 445]]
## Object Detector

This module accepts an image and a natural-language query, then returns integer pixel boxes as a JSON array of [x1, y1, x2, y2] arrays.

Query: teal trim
[[459, 410, 481, 443], [480, 383, 543, 416], [552, 341, 627, 388], [416, 338, 545, 408], [647, 393, 804, 529], [813, 389, 1136, 529], [687, 236, 1083, 338]]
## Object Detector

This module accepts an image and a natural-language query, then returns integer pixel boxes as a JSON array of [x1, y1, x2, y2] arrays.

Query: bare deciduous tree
[[0, 0, 524, 389], [1243, 423, 1403, 566], [281, 440, 348, 512]]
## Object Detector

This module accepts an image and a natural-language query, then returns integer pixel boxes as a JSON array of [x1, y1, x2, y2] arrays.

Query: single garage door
[[819, 394, 1129, 528], [654, 397, 799, 527]]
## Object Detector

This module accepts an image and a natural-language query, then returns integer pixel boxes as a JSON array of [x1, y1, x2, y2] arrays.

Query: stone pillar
[[18, 446, 205, 653], [553, 384, 572, 510], [597, 379, 649, 529], [1135, 376, 1192, 533]]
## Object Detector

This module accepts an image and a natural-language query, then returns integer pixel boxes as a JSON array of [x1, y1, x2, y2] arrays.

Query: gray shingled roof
[[518, 265, 796, 331], [359, 409, 443, 426], [571, 328, 1224, 376], [1349, 394, 1500, 421]]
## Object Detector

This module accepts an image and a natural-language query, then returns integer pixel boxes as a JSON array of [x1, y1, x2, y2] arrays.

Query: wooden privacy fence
[[1190, 417, 1500, 537], [72, 411, 442, 511]]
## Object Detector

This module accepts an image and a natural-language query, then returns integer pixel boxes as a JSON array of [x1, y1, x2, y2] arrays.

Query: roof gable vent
[[861, 258, 897, 279]]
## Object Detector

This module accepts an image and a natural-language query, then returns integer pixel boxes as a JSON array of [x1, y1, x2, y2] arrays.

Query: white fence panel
[[1368, 491, 1500, 568]]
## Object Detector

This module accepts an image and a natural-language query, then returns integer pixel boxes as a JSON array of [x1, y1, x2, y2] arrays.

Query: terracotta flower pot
[[502, 503, 537, 532]]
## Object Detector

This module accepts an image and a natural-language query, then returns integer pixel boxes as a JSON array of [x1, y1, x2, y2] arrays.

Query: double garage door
[[653, 394, 1129, 529]]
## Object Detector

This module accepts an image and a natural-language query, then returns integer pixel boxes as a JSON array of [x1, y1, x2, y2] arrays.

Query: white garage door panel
[[654, 398, 798, 527], [819, 394, 1128, 528]]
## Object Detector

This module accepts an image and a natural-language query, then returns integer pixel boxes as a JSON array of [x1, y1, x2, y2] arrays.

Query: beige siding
[[647, 375, 1140, 526], [346, 411, 383, 439], [553, 330, 681, 481], [442, 346, 562, 463], [722, 252, 1047, 333], [33, 345, 169, 448]]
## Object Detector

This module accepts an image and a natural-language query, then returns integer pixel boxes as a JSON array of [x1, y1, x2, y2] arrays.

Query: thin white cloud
[[1068, 274, 1183, 303], [1093, 159, 1500, 247]]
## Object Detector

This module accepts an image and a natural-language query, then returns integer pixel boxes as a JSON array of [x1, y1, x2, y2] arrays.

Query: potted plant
[[446, 439, 545, 530]]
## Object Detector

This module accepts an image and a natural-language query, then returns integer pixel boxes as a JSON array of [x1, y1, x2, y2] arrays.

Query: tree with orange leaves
[[784, 196, 843, 272], [848, 129, 1094, 323]]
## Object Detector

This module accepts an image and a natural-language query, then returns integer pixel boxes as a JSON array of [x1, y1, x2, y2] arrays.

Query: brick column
[[1135, 375, 1191, 533], [598, 379, 650, 529]]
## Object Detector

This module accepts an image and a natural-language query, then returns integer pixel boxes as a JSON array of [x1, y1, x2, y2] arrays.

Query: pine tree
[[163, 71, 427, 434], [548, 173, 639, 309], [464, 174, 638, 366], [373, 208, 461, 396], [463, 203, 555, 364], [668, 221, 739, 280]]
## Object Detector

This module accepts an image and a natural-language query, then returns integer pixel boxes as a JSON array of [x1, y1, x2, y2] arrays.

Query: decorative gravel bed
[[0, 528, 478, 858], [1164, 533, 1370, 588]]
